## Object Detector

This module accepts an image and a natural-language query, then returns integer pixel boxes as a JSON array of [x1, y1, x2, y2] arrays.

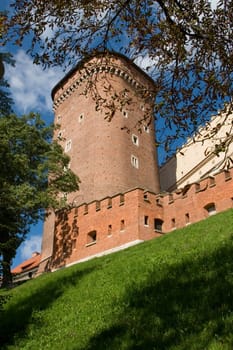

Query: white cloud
[[5, 50, 64, 115], [19, 234, 42, 260]]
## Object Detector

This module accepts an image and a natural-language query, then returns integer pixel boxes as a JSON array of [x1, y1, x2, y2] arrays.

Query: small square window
[[131, 155, 139, 168], [143, 125, 150, 133], [78, 113, 84, 123], [132, 134, 139, 146], [65, 139, 72, 152], [122, 110, 128, 118]]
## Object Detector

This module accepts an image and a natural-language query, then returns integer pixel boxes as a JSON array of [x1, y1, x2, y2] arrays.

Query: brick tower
[[39, 52, 160, 271]]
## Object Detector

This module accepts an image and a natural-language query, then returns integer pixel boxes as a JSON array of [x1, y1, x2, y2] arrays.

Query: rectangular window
[[108, 224, 112, 235], [120, 219, 125, 231], [131, 155, 139, 168], [144, 215, 149, 226], [65, 139, 72, 152], [132, 134, 139, 146]]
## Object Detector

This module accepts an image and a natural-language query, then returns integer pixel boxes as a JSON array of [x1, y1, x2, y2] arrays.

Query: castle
[[38, 52, 233, 273]]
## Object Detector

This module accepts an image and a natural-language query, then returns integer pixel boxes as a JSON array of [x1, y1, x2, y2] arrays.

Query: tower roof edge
[[51, 50, 156, 100]]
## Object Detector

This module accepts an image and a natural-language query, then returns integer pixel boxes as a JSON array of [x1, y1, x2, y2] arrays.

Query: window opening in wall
[[58, 131, 63, 140], [144, 192, 149, 201], [132, 134, 139, 146], [57, 115, 62, 122], [171, 218, 176, 229], [204, 203, 216, 216], [154, 219, 163, 232], [122, 110, 128, 118], [65, 139, 72, 152], [144, 215, 149, 226], [131, 155, 139, 168], [120, 219, 125, 231], [108, 224, 112, 235], [86, 230, 97, 245], [78, 113, 84, 123], [143, 125, 150, 133], [185, 213, 190, 225]]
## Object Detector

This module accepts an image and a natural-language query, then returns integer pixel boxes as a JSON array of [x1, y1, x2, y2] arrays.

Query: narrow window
[[185, 213, 190, 225], [57, 115, 62, 122], [144, 215, 149, 226], [131, 155, 139, 168], [132, 134, 139, 146], [204, 203, 216, 216], [143, 125, 150, 133], [171, 218, 176, 229], [144, 192, 149, 201], [108, 224, 112, 236], [58, 131, 63, 140], [154, 219, 163, 232], [65, 139, 72, 152], [87, 230, 97, 245], [78, 113, 84, 123], [122, 110, 128, 118], [120, 219, 125, 231]]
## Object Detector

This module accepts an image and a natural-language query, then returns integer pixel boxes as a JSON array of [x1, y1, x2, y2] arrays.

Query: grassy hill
[[1, 209, 233, 350]]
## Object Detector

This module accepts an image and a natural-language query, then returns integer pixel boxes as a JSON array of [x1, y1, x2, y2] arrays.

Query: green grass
[[1, 209, 233, 349]]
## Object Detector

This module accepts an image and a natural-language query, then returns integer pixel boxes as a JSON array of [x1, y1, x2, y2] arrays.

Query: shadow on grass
[[0, 264, 95, 348], [83, 237, 233, 350]]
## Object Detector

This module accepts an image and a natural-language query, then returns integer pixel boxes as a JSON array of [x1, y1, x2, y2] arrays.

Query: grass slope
[[1, 210, 233, 350]]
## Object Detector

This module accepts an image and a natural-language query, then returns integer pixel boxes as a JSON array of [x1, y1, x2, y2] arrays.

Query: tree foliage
[[4, 0, 233, 152], [0, 113, 79, 286]]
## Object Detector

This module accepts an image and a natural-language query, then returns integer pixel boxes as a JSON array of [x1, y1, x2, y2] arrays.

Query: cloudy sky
[[1, 0, 220, 268]]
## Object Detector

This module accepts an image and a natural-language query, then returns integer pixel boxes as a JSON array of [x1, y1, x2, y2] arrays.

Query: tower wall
[[52, 53, 160, 206]]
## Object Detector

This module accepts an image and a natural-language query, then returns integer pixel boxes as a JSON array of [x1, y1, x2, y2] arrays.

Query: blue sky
[[1, 0, 219, 268]]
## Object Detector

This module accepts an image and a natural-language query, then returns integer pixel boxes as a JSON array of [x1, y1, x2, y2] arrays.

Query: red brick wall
[[47, 168, 233, 271]]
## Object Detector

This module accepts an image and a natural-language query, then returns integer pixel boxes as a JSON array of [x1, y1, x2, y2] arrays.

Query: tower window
[[131, 155, 139, 169], [78, 113, 84, 123], [122, 110, 128, 118], [143, 125, 150, 133], [57, 115, 62, 122], [65, 139, 72, 152], [132, 134, 139, 146]]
